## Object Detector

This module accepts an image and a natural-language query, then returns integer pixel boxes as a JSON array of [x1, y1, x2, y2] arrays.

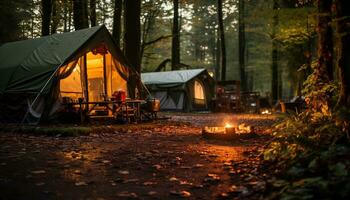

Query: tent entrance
[[86, 52, 106, 102], [194, 80, 206, 107], [59, 47, 128, 117]]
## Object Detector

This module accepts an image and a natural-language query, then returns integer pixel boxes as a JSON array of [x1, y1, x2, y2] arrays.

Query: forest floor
[[0, 113, 277, 200]]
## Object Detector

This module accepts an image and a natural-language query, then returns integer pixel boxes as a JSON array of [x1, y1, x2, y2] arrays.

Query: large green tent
[[141, 69, 215, 111], [0, 25, 130, 123]]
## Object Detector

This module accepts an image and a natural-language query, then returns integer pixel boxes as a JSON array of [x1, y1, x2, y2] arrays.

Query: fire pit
[[261, 109, 272, 115], [202, 123, 256, 140]]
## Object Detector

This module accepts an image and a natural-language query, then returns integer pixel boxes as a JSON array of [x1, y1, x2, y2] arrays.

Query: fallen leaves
[[204, 173, 221, 184], [117, 191, 138, 198], [31, 170, 46, 174], [118, 170, 130, 175], [170, 190, 191, 198], [143, 181, 157, 186], [0, 114, 274, 200], [75, 181, 88, 186]]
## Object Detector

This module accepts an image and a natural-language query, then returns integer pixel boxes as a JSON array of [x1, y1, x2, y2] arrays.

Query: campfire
[[202, 122, 255, 140], [261, 109, 272, 115]]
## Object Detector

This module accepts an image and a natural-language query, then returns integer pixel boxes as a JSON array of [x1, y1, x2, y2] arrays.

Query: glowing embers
[[225, 123, 235, 134], [202, 122, 255, 140], [261, 109, 272, 115]]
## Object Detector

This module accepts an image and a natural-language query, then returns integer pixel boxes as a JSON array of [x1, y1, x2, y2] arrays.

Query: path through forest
[[0, 114, 276, 200]]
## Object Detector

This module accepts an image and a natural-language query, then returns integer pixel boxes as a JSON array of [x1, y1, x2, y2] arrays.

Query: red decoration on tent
[[92, 44, 108, 55]]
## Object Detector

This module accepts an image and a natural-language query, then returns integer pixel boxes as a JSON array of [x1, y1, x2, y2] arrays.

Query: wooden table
[[63, 99, 146, 123]]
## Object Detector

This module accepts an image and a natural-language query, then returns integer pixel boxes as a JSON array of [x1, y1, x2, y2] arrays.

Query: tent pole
[[127, 67, 151, 97], [83, 54, 89, 109], [103, 53, 108, 100]]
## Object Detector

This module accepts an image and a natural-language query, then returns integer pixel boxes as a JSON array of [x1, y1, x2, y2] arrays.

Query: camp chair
[[113, 101, 137, 123]]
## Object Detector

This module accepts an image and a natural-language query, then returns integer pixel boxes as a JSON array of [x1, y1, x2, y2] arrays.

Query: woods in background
[[0, 0, 349, 106]]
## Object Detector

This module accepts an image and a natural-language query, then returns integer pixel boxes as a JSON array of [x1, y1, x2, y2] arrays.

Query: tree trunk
[[68, 0, 73, 31], [217, 0, 226, 81], [193, 1, 201, 62], [90, 0, 96, 27], [278, 67, 283, 100], [51, 0, 58, 34], [215, 28, 221, 81], [41, 0, 52, 36], [63, 0, 68, 32], [172, 0, 180, 70], [124, 0, 141, 98], [271, 0, 279, 103], [238, 0, 246, 91], [112, 0, 122, 48], [73, 0, 89, 30], [335, 0, 350, 106], [317, 0, 333, 81], [82, 0, 89, 27]]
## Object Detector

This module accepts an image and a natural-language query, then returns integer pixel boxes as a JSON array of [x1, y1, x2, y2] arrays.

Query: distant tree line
[[0, 0, 349, 105]]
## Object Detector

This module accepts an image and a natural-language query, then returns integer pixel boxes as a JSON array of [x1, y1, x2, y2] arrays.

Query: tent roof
[[141, 69, 207, 85], [0, 25, 126, 94]]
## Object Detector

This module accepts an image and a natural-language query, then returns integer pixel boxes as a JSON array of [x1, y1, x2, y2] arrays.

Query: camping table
[[63, 99, 146, 123]]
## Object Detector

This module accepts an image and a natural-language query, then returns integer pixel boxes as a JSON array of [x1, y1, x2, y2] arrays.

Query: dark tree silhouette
[[335, 0, 350, 106], [51, 0, 59, 34], [41, 0, 52, 36], [112, 0, 122, 48], [238, 0, 246, 91], [124, 0, 141, 98], [172, 0, 180, 70], [317, 0, 333, 82], [217, 0, 226, 81], [73, 0, 89, 30], [271, 0, 279, 103], [90, 0, 96, 27]]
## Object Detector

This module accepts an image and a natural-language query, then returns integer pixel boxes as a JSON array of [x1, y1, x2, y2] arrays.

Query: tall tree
[[62, 0, 73, 32], [238, 0, 246, 91], [335, 0, 350, 106], [41, 0, 52, 36], [73, 0, 89, 30], [51, 0, 59, 34], [271, 0, 279, 103], [317, 0, 333, 81], [90, 0, 97, 27], [215, 28, 221, 81], [113, 0, 122, 48], [217, 0, 226, 80], [0, 0, 30, 44], [172, 0, 180, 70], [305, 0, 334, 112], [124, 0, 141, 98]]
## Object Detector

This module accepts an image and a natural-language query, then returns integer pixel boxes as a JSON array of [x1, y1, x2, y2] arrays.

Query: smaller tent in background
[[141, 69, 215, 111], [0, 25, 130, 123]]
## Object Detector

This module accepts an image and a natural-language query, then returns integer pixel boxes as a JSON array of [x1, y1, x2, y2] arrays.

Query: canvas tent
[[0, 25, 129, 123], [141, 69, 215, 111]]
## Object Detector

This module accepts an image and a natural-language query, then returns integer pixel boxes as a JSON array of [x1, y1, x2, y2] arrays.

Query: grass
[[0, 125, 91, 137], [0, 120, 191, 137]]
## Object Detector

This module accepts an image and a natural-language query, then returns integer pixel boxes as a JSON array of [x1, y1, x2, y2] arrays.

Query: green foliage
[[263, 105, 350, 199]]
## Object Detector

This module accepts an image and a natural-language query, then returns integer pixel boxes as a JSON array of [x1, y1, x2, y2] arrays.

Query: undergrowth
[[263, 108, 350, 199]]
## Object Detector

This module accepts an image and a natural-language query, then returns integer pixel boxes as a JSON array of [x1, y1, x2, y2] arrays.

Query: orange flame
[[225, 123, 233, 128]]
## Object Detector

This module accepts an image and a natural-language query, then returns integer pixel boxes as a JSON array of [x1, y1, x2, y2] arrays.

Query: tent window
[[59, 59, 83, 99], [194, 80, 205, 100]]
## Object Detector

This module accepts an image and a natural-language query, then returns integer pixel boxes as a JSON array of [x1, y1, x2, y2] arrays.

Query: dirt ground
[[0, 113, 276, 200]]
